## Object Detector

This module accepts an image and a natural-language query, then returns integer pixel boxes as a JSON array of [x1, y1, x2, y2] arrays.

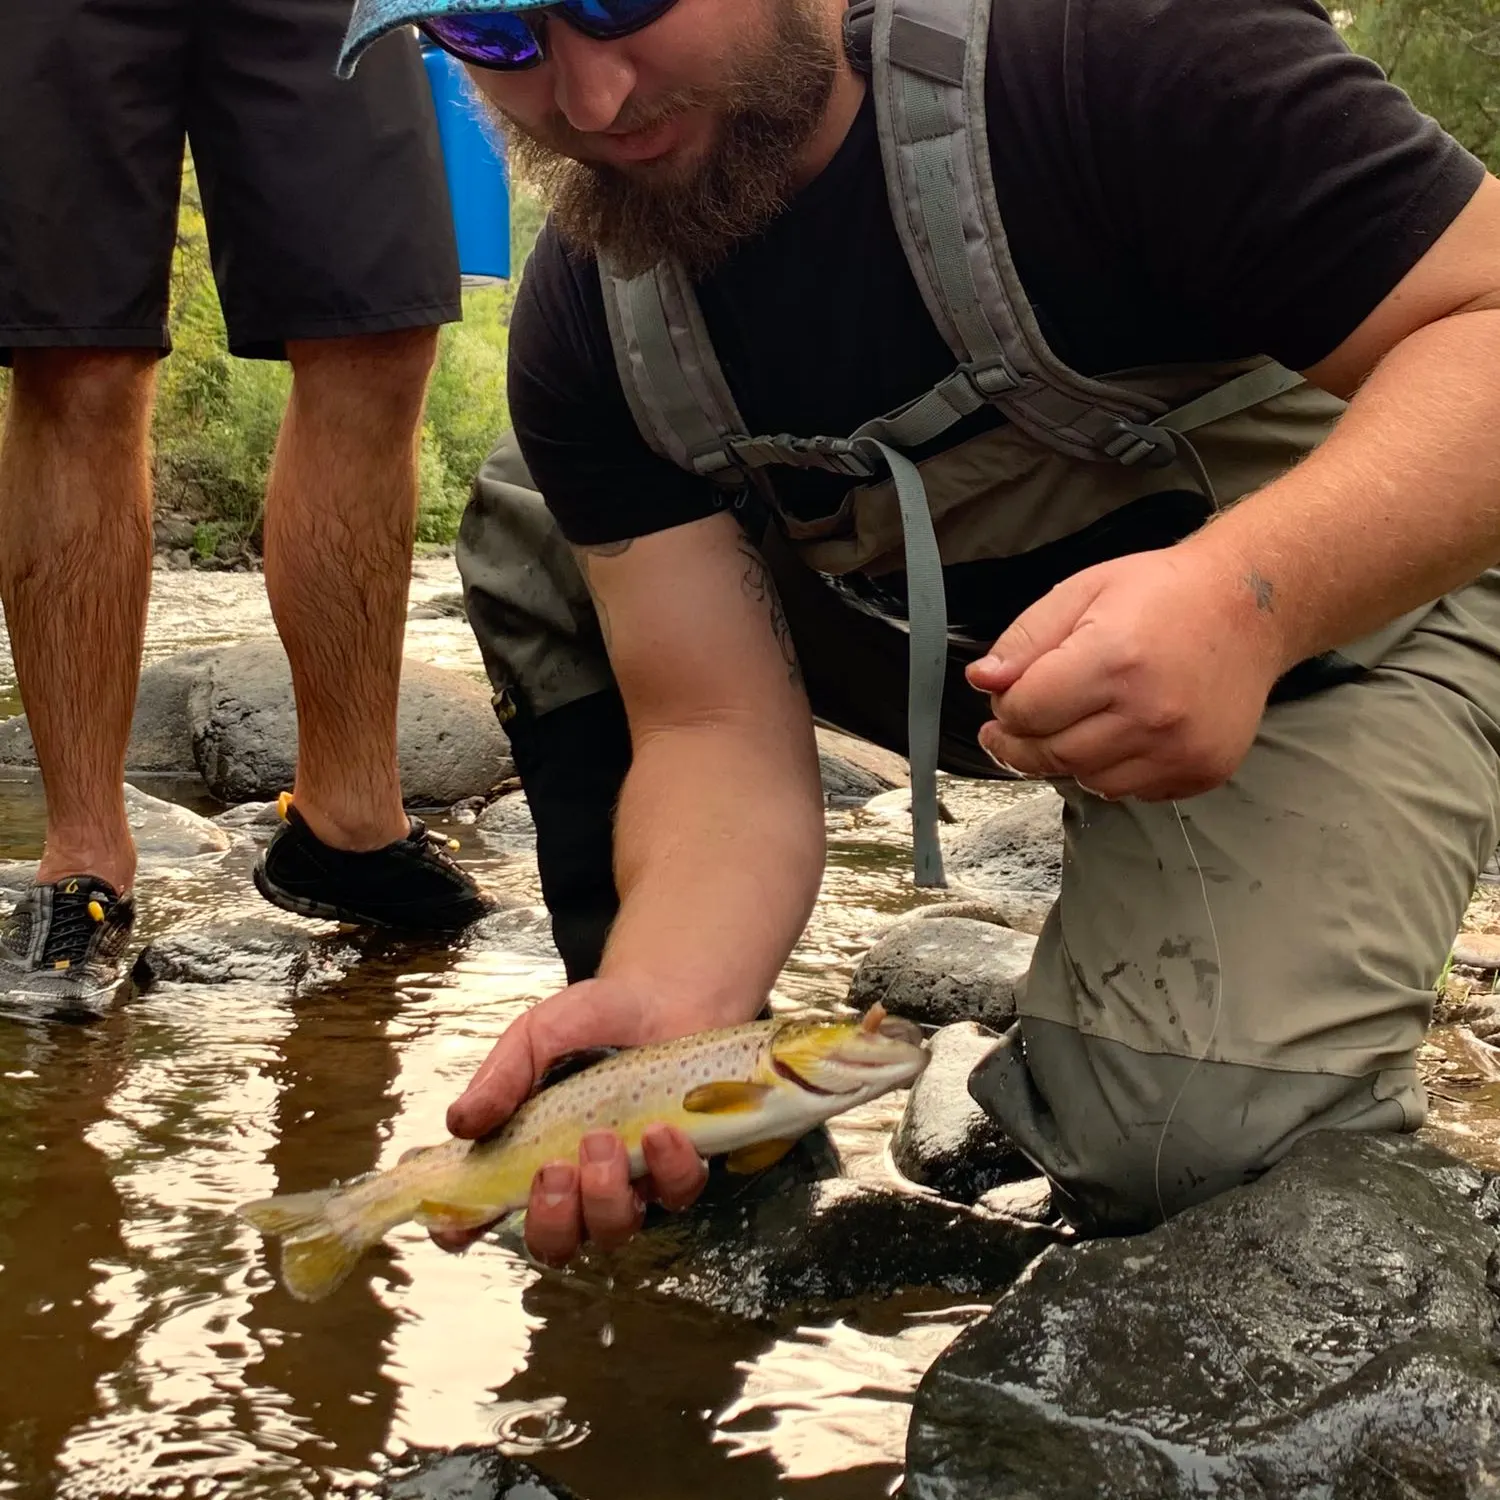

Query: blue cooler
[[422, 43, 512, 284]]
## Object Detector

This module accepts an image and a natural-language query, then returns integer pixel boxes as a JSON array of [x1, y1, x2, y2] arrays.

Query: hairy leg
[[0, 349, 157, 894], [264, 327, 438, 851]]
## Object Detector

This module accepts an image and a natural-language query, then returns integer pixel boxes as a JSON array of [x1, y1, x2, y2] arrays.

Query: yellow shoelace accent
[[88, 901, 105, 923], [277, 791, 295, 822]]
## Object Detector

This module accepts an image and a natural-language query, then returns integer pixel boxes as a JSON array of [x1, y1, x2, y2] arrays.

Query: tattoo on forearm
[[735, 536, 802, 685], [1245, 570, 1275, 613]]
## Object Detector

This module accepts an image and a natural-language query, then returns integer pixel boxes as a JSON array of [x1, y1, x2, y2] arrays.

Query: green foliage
[[144, 165, 546, 551], [1342, 0, 1500, 171]]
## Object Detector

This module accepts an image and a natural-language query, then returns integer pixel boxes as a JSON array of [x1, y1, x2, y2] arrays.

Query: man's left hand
[[966, 543, 1290, 802]]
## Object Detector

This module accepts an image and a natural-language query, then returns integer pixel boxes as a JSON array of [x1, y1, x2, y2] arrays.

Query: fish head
[[765, 1004, 928, 1104]]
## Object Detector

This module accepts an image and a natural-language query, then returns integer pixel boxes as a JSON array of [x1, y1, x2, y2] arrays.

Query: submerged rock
[[903, 1132, 1500, 1499], [589, 1175, 1063, 1323], [124, 784, 235, 861], [943, 786, 1064, 896], [131, 914, 356, 990], [891, 1023, 1035, 1202], [382, 1449, 583, 1500], [475, 792, 538, 855], [848, 916, 1035, 1029]]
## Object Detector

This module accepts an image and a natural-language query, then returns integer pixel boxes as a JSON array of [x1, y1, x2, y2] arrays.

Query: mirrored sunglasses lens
[[561, 0, 676, 37], [423, 14, 540, 65]]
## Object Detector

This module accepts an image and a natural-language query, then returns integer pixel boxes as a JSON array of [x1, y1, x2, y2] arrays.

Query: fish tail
[[238, 1187, 385, 1303]]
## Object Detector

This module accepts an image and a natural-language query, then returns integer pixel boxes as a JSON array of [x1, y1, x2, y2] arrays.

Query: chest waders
[[597, 0, 1432, 889]]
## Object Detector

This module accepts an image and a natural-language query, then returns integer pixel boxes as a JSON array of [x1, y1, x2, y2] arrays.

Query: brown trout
[[238, 1004, 927, 1301]]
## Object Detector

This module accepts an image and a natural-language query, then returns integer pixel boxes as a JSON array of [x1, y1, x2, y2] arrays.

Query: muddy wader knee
[[456, 437, 627, 981], [969, 572, 1500, 1236]]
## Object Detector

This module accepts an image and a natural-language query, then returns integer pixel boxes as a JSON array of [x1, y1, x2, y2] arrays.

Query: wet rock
[[476, 792, 538, 855], [168, 548, 194, 571], [847, 916, 1035, 1029], [382, 1449, 583, 1500], [409, 590, 468, 620], [818, 750, 895, 805], [861, 786, 957, 826], [943, 785, 1063, 896], [131, 914, 355, 990], [468, 902, 562, 962], [976, 1175, 1055, 1225], [212, 800, 284, 832], [189, 640, 513, 804], [892, 1024, 1035, 1202], [594, 1176, 1063, 1323], [903, 1132, 1500, 1500], [909, 891, 1054, 938], [816, 727, 908, 789], [153, 514, 199, 553], [124, 784, 235, 861], [1454, 932, 1500, 971], [1448, 994, 1500, 1043]]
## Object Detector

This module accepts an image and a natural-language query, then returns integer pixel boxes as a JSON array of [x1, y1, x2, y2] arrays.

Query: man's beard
[[495, 0, 839, 277]]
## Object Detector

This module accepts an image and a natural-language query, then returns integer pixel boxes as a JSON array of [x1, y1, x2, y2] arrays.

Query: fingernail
[[581, 1132, 617, 1165], [538, 1163, 574, 1207]]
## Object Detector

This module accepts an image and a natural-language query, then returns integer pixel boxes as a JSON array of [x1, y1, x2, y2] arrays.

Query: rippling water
[[3, 559, 1499, 1500]]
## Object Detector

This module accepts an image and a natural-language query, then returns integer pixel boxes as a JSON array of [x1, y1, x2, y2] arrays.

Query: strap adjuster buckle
[[1104, 419, 1178, 469], [963, 359, 1021, 401]]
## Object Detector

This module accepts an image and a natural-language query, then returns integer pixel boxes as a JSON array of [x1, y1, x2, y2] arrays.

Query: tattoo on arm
[[734, 535, 802, 686], [1245, 570, 1275, 613], [572, 539, 635, 650]]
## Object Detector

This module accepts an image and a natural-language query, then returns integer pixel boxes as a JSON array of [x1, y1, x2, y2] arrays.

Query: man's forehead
[[339, 0, 553, 79]]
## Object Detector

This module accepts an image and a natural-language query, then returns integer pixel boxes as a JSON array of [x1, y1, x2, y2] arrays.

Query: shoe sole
[[252, 863, 489, 935]]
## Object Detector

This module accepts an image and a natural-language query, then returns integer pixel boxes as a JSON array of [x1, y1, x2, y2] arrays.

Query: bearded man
[[339, 0, 1500, 1266]]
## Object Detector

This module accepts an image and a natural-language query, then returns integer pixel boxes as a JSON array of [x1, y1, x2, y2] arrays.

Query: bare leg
[[0, 349, 157, 895], [263, 327, 438, 852]]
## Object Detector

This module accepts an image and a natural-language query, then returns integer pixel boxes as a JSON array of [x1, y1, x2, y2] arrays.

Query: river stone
[[847, 916, 1036, 1029], [590, 1177, 1063, 1322], [892, 1023, 1035, 1201], [0, 647, 215, 774], [903, 1132, 1500, 1500], [815, 727, 909, 788], [475, 792, 538, 855], [382, 1450, 583, 1500], [124, 784, 235, 861], [189, 640, 513, 804], [130, 914, 356, 990], [943, 785, 1064, 896], [910, 891, 1055, 938], [819, 749, 895, 805], [1454, 932, 1500, 971]]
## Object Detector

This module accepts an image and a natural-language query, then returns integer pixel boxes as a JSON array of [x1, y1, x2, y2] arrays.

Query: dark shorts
[[0, 0, 461, 363]]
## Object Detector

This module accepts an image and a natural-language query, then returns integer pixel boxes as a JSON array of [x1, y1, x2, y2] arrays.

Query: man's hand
[[967, 543, 1290, 802], [435, 976, 719, 1266]]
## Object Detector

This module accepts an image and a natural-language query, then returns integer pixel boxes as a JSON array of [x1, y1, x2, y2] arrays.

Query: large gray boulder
[[0, 643, 514, 807], [903, 1132, 1500, 1499], [848, 916, 1036, 1029], [891, 1023, 1035, 1201], [944, 785, 1064, 896]]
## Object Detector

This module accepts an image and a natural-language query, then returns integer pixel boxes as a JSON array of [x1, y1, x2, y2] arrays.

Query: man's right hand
[[436, 976, 720, 1265]]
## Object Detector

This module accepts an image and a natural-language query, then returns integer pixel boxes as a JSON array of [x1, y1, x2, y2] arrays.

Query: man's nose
[[545, 22, 638, 134]]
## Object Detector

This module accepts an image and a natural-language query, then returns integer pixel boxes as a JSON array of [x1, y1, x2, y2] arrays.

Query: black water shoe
[[253, 801, 492, 932], [0, 876, 135, 1019]]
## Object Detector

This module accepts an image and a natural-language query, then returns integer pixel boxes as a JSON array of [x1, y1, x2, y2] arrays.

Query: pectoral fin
[[725, 1138, 797, 1174], [682, 1081, 773, 1114], [416, 1199, 502, 1234]]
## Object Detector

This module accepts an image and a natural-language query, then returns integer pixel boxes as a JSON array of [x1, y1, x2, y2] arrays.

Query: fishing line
[[1153, 801, 1430, 1500]]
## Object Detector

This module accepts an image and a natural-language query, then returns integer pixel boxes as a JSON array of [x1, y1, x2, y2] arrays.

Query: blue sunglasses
[[420, 0, 681, 69]]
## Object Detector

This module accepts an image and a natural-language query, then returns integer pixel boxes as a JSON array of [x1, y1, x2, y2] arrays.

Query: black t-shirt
[[509, 0, 1483, 560]]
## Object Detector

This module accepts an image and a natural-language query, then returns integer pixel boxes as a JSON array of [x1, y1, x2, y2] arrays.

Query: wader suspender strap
[[596, 0, 1309, 888]]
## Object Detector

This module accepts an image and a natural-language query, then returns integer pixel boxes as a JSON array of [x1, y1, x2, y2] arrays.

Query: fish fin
[[682, 1081, 774, 1114], [415, 1199, 503, 1234], [725, 1138, 797, 1174], [237, 1188, 377, 1303]]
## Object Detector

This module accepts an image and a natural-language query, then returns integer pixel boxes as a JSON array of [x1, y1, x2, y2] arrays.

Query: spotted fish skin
[[237, 1008, 927, 1302]]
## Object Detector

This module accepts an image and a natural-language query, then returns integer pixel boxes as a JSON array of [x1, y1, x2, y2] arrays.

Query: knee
[[8, 348, 157, 436], [286, 327, 439, 431]]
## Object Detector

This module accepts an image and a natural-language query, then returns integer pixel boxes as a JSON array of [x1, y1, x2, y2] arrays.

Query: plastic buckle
[[964, 360, 1020, 400], [1104, 419, 1178, 470]]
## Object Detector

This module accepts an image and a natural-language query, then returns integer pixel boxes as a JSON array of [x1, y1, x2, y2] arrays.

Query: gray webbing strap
[[600, 261, 751, 481], [1160, 361, 1306, 434], [876, 0, 1177, 463], [852, 438, 949, 888]]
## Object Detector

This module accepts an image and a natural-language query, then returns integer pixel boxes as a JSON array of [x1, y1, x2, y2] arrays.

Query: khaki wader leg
[[970, 571, 1500, 1234]]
